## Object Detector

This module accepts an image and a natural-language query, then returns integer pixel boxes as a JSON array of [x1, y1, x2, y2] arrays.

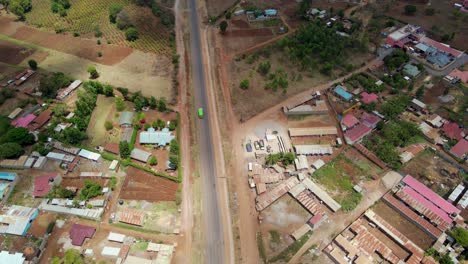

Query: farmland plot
[[25, 0, 174, 56]]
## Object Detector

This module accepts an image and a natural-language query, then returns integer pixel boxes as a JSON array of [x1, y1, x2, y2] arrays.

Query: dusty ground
[[28, 212, 56, 238], [0, 39, 37, 64], [373, 202, 435, 250], [401, 149, 461, 197], [120, 167, 178, 202], [0, 18, 173, 100], [374, 0, 468, 50], [204, 0, 236, 17]]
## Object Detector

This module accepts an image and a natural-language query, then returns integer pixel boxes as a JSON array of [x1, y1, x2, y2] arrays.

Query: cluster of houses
[[326, 174, 467, 264]]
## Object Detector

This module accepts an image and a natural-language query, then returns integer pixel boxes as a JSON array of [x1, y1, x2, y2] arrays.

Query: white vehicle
[[248, 162, 253, 172]]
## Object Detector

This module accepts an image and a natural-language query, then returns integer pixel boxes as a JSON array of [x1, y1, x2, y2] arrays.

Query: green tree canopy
[[125, 27, 139, 41], [0, 142, 24, 159], [79, 180, 102, 201], [119, 141, 130, 158], [1, 127, 35, 145], [39, 72, 72, 98]]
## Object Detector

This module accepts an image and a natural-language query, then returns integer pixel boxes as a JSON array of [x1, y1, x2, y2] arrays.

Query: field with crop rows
[[25, 0, 174, 56]]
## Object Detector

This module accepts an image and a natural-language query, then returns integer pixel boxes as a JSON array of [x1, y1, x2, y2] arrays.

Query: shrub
[[119, 141, 130, 158], [219, 20, 228, 33], [148, 156, 157, 165], [97, 39, 101, 45], [97, 51, 102, 57], [104, 121, 113, 131], [115, 97, 125, 111], [125, 27, 139, 41], [78, 180, 102, 201], [73, 32, 80, 37], [94, 26, 103, 37], [404, 5, 417, 15], [257, 61, 271, 76], [87, 65, 99, 79], [240, 79, 249, 90], [28, 59, 37, 70], [109, 3, 124, 23]]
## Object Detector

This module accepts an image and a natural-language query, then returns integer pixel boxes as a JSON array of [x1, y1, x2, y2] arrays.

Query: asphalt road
[[188, 0, 225, 263]]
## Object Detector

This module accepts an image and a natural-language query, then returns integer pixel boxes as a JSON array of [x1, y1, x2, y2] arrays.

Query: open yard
[[120, 167, 178, 202], [401, 149, 462, 197], [86, 95, 121, 147], [0, 39, 37, 65], [24, 0, 174, 56], [0, 235, 42, 260], [373, 202, 435, 250], [311, 154, 367, 211], [343, 148, 383, 178]]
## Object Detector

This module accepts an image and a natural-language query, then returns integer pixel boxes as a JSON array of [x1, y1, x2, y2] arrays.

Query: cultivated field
[[0, 39, 37, 64], [401, 150, 461, 197], [25, 0, 174, 56], [120, 167, 178, 202]]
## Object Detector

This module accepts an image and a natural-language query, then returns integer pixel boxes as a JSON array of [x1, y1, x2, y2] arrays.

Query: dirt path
[[173, 0, 194, 261]]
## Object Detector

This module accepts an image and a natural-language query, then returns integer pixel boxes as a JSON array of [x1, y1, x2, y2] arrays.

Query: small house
[[119, 112, 134, 127], [130, 148, 152, 163], [33, 173, 62, 197], [69, 224, 95, 246]]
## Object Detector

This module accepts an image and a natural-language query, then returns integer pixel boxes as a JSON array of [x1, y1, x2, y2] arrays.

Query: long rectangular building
[[256, 177, 300, 211], [289, 126, 338, 137], [302, 178, 341, 212]]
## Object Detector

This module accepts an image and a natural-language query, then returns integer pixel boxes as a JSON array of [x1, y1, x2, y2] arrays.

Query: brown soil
[[61, 178, 109, 188], [28, 212, 56, 238], [0, 17, 132, 65], [227, 28, 273, 37], [0, 39, 36, 64], [231, 19, 250, 29], [205, 0, 236, 17], [374, 202, 435, 250], [119, 167, 178, 201]]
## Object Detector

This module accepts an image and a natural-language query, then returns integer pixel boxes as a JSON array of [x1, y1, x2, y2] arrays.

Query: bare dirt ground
[[372, 0, 468, 50], [119, 167, 178, 202], [0, 39, 36, 64], [205, 0, 236, 17], [0, 17, 132, 65], [373, 202, 435, 250], [401, 150, 462, 197], [28, 212, 56, 238]]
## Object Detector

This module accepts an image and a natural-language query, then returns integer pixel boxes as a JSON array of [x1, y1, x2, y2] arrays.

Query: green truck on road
[[198, 108, 204, 118]]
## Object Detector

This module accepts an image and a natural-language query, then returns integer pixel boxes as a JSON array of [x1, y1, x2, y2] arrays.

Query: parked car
[[246, 143, 253, 152]]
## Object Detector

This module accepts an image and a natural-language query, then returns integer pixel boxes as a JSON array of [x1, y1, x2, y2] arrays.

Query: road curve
[[188, 0, 225, 263]]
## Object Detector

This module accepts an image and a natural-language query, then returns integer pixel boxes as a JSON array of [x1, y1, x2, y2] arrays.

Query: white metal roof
[[457, 190, 468, 209], [108, 232, 126, 242], [109, 160, 119, 170], [448, 184, 464, 202], [311, 159, 325, 169], [78, 149, 101, 161], [130, 148, 151, 162], [295, 145, 333, 155], [124, 256, 152, 264], [101, 246, 121, 257], [69, 80, 82, 89], [33, 156, 47, 168], [411, 98, 426, 109], [0, 251, 24, 264], [302, 178, 341, 212]]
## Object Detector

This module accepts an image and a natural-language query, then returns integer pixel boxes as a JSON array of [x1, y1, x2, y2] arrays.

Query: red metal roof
[[401, 186, 453, 224], [341, 114, 360, 128], [441, 122, 464, 140], [104, 143, 120, 155], [450, 139, 468, 159], [69, 224, 95, 246], [448, 68, 468, 84], [308, 214, 322, 225], [33, 174, 59, 197], [360, 92, 378, 104], [361, 112, 381, 128], [402, 175, 460, 215], [29, 110, 52, 130], [344, 124, 372, 144], [11, 114, 36, 128]]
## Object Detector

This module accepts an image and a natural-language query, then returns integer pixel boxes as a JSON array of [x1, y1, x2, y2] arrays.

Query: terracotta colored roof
[[360, 92, 378, 104], [450, 139, 468, 159], [448, 68, 468, 84], [308, 214, 322, 225], [402, 144, 425, 156], [29, 109, 52, 130], [344, 124, 372, 144], [69, 224, 95, 246], [117, 209, 145, 226], [341, 114, 360, 128], [441, 122, 464, 140], [104, 143, 119, 155], [11, 114, 36, 128], [402, 175, 460, 215], [33, 174, 59, 197]]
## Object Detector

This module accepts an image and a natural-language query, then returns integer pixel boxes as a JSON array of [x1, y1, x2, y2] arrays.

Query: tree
[[298, 0, 312, 18], [240, 79, 249, 90], [115, 97, 125, 111], [404, 5, 417, 15], [450, 227, 468, 247], [168, 120, 176, 131], [157, 97, 167, 112], [28, 59, 37, 70], [104, 121, 113, 131], [109, 3, 124, 23], [62, 127, 86, 145], [153, 119, 165, 130], [9, 0, 32, 20], [87, 65, 99, 79], [1, 127, 34, 145], [52, 103, 68, 117], [125, 27, 139, 41], [257, 61, 271, 76], [79, 180, 102, 200], [219, 20, 228, 34], [119, 141, 130, 158], [103, 85, 114, 96], [0, 142, 24, 159], [148, 156, 157, 165], [39, 72, 72, 98], [46, 185, 75, 199], [169, 154, 179, 168], [52, 249, 85, 264], [116, 10, 132, 29]]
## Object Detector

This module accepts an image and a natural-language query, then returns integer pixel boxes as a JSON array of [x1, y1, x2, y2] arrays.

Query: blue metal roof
[[0, 172, 16, 181], [265, 9, 277, 16], [334, 86, 353, 100], [139, 127, 175, 146]]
